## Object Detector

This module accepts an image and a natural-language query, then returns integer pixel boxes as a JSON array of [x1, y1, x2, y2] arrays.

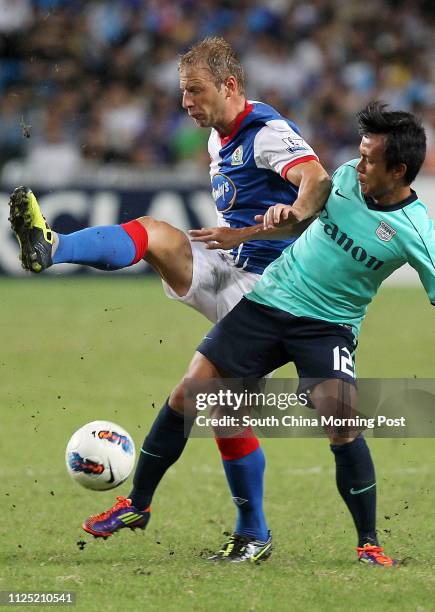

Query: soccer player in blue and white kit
[[8, 38, 330, 557]]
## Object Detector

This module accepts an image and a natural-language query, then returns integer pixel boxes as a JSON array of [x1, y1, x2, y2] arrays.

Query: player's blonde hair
[[179, 37, 245, 94]]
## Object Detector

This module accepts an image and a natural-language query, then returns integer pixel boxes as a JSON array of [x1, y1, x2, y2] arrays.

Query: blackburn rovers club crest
[[231, 145, 244, 165], [376, 221, 396, 242]]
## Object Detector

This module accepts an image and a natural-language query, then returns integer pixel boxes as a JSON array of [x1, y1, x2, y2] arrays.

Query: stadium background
[[0, 0, 435, 280], [1, 2, 434, 611]]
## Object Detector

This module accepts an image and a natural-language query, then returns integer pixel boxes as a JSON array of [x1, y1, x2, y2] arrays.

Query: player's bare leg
[[168, 351, 221, 414], [136, 216, 193, 297], [310, 379, 397, 566], [310, 379, 358, 445]]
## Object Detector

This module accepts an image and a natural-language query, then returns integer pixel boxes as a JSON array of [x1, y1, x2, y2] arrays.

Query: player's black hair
[[357, 101, 426, 184]]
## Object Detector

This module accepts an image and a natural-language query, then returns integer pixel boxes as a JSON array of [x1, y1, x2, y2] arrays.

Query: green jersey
[[248, 159, 435, 337]]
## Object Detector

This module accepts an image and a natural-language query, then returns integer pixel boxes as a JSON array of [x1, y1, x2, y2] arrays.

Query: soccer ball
[[65, 420, 135, 491]]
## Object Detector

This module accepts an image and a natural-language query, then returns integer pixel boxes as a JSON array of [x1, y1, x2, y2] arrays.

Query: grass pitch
[[1, 277, 434, 611]]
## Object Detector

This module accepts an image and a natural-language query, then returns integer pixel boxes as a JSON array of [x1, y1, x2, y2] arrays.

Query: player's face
[[356, 135, 398, 201], [179, 64, 228, 129]]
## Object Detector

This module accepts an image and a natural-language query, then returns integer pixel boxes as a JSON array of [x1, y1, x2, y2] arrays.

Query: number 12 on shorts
[[332, 346, 355, 377]]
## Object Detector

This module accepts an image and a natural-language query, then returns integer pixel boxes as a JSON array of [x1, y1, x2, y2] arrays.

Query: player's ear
[[392, 163, 407, 182], [224, 76, 238, 97]]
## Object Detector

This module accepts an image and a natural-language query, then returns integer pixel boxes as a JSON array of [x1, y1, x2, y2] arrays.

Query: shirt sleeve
[[404, 208, 435, 305], [253, 119, 318, 179]]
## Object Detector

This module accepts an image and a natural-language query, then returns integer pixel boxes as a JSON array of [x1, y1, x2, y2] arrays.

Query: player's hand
[[255, 204, 304, 229], [188, 226, 244, 250]]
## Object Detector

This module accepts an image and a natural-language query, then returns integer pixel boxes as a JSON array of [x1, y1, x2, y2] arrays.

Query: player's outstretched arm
[[190, 160, 329, 249], [189, 218, 314, 250]]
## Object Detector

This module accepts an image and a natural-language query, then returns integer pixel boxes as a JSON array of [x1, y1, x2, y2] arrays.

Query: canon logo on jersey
[[323, 221, 385, 270]]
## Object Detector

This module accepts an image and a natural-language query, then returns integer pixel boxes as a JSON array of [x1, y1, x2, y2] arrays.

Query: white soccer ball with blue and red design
[[65, 420, 135, 490]]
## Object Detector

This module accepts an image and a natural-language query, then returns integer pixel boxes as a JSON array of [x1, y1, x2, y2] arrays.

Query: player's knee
[[135, 216, 188, 255], [169, 353, 219, 414], [136, 216, 180, 239], [169, 382, 185, 414], [135, 216, 161, 234]]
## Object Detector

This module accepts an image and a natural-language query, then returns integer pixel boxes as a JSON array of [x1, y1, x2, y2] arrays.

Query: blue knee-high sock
[[129, 400, 194, 510], [222, 447, 269, 541], [330, 435, 378, 547], [53, 225, 137, 270]]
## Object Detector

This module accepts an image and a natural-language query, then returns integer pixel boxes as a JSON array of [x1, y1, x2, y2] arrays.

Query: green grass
[[1, 278, 434, 611]]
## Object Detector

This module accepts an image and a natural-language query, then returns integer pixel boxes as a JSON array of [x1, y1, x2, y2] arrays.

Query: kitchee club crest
[[231, 145, 244, 165], [376, 221, 396, 242]]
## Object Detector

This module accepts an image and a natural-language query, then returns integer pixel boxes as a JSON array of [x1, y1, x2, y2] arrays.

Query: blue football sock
[[53, 225, 137, 270], [330, 435, 378, 547], [223, 447, 269, 541], [129, 400, 195, 510]]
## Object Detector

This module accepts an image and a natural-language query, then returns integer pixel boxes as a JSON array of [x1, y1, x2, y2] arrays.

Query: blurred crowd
[[1, 0, 435, 185]]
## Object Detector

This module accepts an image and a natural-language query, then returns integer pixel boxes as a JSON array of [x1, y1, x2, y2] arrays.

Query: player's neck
[[371, 185, 412, 207], [216, 97, 248, 136]]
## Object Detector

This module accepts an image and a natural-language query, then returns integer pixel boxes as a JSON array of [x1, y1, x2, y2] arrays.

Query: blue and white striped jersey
[[208, 100, 318, 274]]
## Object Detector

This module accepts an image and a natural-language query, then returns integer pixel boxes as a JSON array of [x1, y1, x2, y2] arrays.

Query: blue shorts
[[197, 297, 357, 385]]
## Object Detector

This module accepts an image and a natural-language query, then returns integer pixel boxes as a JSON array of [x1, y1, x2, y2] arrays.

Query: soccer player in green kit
[[89, 101, 432, 566], [181, 101, 434, 564]]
